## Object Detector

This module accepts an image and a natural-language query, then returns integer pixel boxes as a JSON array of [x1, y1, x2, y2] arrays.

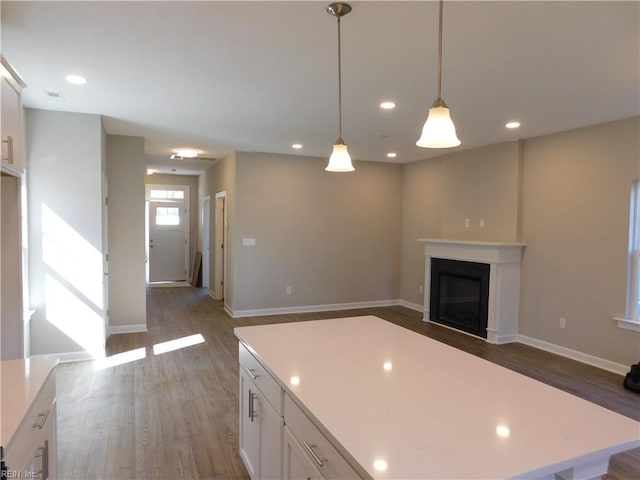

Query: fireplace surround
[[419, 239, 526, 344]]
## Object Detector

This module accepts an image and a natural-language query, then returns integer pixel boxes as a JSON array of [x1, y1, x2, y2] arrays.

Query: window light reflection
[[152, 334, 205, 355], [95, 348, 146, 370]]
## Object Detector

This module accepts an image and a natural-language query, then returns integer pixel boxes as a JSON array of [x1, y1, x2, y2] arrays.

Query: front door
[[147, 186, 189, 282]]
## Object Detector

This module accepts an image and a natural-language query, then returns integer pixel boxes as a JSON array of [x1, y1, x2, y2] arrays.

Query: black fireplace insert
[[430, 258, 490, 338]]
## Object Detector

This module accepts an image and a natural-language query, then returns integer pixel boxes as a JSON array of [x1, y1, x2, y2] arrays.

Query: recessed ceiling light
[[380, 101, 396, 110], [386, 152, 397, 158], [292, 143, 302, 149], [175, 148, 199, 158], [505, 121, 521, 129], [65, 74, 87, 85]]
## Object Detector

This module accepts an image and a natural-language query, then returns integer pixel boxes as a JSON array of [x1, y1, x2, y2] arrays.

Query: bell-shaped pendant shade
[[416, 104, 461, 148], [326, 141, 354, 172]]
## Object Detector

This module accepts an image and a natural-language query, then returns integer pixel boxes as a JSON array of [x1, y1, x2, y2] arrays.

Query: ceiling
[[2, 1, 638, 175]]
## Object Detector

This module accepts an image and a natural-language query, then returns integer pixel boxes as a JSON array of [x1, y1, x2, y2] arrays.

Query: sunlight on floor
[[153, 333, 205, 355], [94, 334, 206, 370]]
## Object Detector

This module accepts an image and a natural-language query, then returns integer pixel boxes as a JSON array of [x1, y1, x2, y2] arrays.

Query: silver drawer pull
[[302, 441, 327, 467], [33, 410, 50, 430], [241, 365, 259, 380]]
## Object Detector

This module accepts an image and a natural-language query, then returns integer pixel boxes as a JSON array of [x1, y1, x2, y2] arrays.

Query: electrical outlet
[[464, 218, 470, 228], [479, 219, 485, 228], [286, 286, 292, 295], [559, 317, 566, 329], [419, 285, 423, 294]]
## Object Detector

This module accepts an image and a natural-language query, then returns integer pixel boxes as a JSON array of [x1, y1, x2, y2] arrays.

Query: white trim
[[614, 317, 640, 332], [55, 351, 96, 363], [228, 299, 400, 318], [516, 334, 629, 376], [398, 299, 423, 312], [208, 289, 217, 300], [107, 324, 148, 337]]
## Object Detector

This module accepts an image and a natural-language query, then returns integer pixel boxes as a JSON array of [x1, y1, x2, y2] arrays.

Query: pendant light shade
[[326, 139, 354, 172], [326, 2, 354, 172], [416, 100, 461, 148], [416, 0, 461, 149]]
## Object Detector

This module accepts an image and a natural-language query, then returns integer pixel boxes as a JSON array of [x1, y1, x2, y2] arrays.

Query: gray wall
[[26, 109, 106, 357], [401, 117, 639, 366], [107, 134, 146, 331], [519, 117, 640, 364], [231, 152, 402, 313]]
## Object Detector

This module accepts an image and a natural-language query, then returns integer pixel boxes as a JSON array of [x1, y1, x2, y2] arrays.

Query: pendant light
[[326, 2, 354, 172], [416, 0, 461, 149]]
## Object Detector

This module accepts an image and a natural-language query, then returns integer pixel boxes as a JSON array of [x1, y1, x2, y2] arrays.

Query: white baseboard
[[107, 324, 148, 337], [55, 351, 96, 363], [397, 299, 423, 312], [229, 299, 400, 318], [208, 289, 216, 299], [516, 334, 629, 376]]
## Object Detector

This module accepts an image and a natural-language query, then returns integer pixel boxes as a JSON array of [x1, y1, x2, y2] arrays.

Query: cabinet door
[[283, 427, 324, 480], [1, 75, 22, 172], [258, 391, 282, 479], [239, 368, 261, 479]]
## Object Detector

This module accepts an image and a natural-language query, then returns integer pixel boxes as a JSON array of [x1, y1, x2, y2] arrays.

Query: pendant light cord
[[337, 16, 343, 140], [437, 0, 443, 101]]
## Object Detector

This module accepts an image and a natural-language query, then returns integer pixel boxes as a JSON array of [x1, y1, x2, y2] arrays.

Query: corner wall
[[106, 134, 146, 333], [26, 109, 106, 357]]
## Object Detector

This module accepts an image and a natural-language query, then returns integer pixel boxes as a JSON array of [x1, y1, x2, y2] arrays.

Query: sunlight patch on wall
[[41, 203, 103, 308], [45, 273, 105, 357]]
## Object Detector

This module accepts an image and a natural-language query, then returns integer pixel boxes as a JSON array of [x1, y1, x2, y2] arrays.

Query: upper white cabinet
[[1, 56, 26, 175]]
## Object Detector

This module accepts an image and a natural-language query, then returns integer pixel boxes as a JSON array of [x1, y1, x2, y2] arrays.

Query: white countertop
[[235, 316, 640, 479], [1, 355, 58, 446]]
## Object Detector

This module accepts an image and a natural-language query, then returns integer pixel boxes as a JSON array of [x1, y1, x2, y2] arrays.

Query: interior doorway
[[146, 185, 190, 283], [214, 191, 226, 300], [201, 195, 211, 290]]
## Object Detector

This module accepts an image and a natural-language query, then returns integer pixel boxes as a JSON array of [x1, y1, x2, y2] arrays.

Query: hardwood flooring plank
[[54, 287, 639, 479]]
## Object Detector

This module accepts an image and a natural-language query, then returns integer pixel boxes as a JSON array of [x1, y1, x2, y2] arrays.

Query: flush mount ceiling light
[[173, 148, 199, 159], [416, 0, 461, 149], [65, 74, 86, 85], [380, 101, 396, 110], [292, 143, 303, 149], [505, 121, 521, 129], [386, 152, 397, 158], [325, 2, 354, 172]]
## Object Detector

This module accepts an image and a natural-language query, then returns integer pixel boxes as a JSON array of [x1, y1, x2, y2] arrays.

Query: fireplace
[[430, 258, 490, 338], [419, 239, 525, 344]]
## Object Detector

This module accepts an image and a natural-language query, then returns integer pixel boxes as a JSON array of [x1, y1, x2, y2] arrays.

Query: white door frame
[[214, 191, 227, 300], [201, 195, 211, 290], [145, 184, 190, 283]]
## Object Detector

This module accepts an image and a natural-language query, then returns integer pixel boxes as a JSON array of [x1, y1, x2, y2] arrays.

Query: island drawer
[[284, 393, 360, 480], [4, 369, 56, 474], [238, 342, 283, 415]]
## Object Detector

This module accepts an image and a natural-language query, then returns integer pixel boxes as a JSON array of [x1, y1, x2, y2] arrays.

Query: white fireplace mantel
[[418, 239, 526, 344]]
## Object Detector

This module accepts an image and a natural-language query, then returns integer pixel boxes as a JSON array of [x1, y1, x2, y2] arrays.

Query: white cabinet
[[2, 360, 57, 479], [238, 344, 283, 480], [283, 394, 359, 480], [1, 56, 25, 175], [283, 426, 324, 480]]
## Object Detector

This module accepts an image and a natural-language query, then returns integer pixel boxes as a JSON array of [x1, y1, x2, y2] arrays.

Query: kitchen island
[[235, 315, 639, 479], [1, 355, 58, 479]]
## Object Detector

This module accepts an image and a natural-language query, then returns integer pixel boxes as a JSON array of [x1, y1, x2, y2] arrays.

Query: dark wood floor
[[56, 287, 639, 479]]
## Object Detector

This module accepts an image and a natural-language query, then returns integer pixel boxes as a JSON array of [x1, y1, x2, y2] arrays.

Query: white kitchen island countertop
[[0, 355, 58, 447], [234, 315, 640, 479]]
